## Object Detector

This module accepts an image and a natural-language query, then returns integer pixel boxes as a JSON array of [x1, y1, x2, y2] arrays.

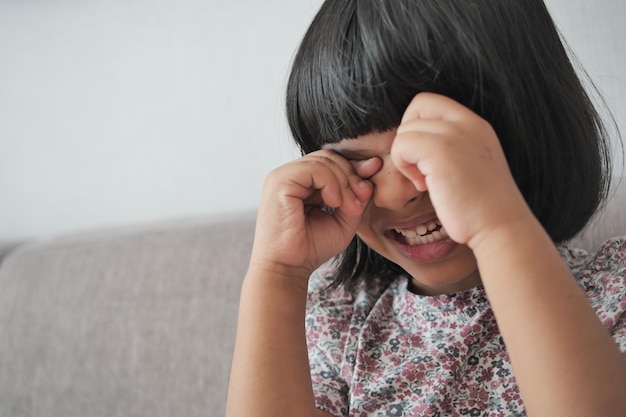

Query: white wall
[[0, 0, 624, 240], [546, 0, 626, 163]]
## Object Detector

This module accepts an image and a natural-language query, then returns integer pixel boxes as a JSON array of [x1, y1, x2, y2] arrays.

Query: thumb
[[390, 142, 428, 192]]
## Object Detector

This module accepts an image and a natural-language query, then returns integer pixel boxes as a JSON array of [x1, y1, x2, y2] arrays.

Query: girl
[[226, 0, 626, 416]]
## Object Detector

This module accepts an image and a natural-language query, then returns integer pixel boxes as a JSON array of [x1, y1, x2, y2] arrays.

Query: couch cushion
[[0, 213, 255, 417]]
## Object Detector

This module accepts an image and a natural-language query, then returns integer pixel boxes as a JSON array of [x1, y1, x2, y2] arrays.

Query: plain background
[[0, 0, 624, 240]]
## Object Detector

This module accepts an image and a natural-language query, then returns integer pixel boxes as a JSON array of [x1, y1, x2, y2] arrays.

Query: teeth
[[395, 221, 441, 237], [394, 220, 448, 246]]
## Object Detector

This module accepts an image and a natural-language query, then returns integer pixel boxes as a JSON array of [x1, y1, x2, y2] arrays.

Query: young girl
[[226, 1, 626, 416]]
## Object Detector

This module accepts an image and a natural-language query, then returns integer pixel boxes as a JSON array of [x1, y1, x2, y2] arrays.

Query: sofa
[[0, 182, 624, 417]]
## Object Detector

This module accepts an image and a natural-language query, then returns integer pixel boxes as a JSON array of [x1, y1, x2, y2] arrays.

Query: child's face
[[326, 130, 481, 295]]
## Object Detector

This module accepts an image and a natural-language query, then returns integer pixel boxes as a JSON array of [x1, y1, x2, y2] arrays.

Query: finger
[[288, 153, 365, 216], [347, 178, 374, 209], [296, 161, 346, 209], [347, 157, 380, 204], [310, 150, 374, 206], [394, 93, 465, 189], [273, 158, 341, 210], [400, 92, 470, 124], [350, 157, 383, 179], [390, 130, 447, 191], [394, 163, 428, 192], [396, 118, 460, 139], [388, 156, 428, 192]]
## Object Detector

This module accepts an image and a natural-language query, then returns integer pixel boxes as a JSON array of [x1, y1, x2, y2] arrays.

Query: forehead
[[323, 130, 396, 157]]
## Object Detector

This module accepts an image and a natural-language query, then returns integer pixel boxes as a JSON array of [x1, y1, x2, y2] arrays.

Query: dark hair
[[285, 0, 616, 289]]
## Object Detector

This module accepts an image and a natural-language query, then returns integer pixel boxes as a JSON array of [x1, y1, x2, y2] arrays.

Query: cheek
[[355, 216, 386, 253], [355, 206, 374, 235]]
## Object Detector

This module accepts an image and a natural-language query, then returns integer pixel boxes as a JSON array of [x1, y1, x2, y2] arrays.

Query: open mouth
[[388, 219, 449, 246]]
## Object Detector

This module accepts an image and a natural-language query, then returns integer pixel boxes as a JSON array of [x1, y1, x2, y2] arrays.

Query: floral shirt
[[305, 238, 626, 417]]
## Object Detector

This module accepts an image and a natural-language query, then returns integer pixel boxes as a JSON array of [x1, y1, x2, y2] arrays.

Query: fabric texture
[[0, 214, 255, 417], [0, 241, 22, 265], [306, 238, 626, 417]]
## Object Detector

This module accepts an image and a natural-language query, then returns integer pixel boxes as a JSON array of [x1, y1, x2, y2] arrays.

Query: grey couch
[[0, 182, 624, 417]]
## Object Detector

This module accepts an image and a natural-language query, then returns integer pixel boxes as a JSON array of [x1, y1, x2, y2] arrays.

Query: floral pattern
[[306, 238, 626, 417]]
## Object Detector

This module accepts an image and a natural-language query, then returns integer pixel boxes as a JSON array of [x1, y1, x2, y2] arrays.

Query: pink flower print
[[401, 361, 428, 383], [502, 386, 521, 403]]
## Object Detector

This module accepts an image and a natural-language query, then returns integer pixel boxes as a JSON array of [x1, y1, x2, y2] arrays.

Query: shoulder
[[561, 236, 626, 286], [305, 262, 397, 413], [561, 237, 626, 335], [306, 262, 391, 329], [305, 262, 395, 351]]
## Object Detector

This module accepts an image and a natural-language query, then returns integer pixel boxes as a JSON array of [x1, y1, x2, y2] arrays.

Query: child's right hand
[[249, 150, 379, 280]]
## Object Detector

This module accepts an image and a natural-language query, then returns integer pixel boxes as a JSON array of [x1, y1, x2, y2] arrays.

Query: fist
[[391, 93, 532, 248], [250, 150, 380, 277]]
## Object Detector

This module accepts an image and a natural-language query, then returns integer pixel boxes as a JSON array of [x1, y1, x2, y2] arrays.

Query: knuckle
[[311, 153, 354, 178], [302, 157, 331, 173], [264, 166, 283, 183]]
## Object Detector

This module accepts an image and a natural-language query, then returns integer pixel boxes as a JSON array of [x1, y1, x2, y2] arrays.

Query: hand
[[390, 93, 533, 249], [250, 150, 381, 279]]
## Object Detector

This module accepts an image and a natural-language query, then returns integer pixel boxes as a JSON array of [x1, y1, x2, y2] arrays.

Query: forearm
[[224, 149, 374, 417], [474, 217, 626, 417], [225, 268, 318, 417]]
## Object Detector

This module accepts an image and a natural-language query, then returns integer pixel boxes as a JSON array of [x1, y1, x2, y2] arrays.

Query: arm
[[226, 268, 328, 417], [226, 267, 315, 416], [473, 215, 626, 417], [225, 151, 378, 417], [392, 92, 626, 417]]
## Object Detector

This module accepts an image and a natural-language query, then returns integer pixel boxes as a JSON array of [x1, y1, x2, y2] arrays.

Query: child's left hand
[[391, 93, 533, 249]]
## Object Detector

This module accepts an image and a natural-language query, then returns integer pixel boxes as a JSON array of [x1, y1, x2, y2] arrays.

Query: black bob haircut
[[285, 0, 616, 289]]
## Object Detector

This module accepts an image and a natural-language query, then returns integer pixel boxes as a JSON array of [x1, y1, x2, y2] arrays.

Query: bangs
[[286, 0, 489, 154], [284, 0, 616, 287]]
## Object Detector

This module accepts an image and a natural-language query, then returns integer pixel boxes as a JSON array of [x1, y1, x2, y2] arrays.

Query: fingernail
[[358, 180, 371, 188]]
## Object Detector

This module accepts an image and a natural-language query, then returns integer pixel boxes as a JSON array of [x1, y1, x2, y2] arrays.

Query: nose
[[370, 157, 423, 210]]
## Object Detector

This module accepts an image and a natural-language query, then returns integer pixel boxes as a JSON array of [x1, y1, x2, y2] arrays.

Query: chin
[[397, 246, 480, 295], [358, 226, 481, 295]]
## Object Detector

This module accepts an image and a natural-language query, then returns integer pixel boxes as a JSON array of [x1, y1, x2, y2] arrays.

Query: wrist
[[245, 259, 313, 293], [469, 212, 550, 264], [239, 264, 311, 325]]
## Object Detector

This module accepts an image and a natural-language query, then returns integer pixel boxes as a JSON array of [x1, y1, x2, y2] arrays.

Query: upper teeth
[[393, 220, 448, 246], [395, 220, 443, 237]]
